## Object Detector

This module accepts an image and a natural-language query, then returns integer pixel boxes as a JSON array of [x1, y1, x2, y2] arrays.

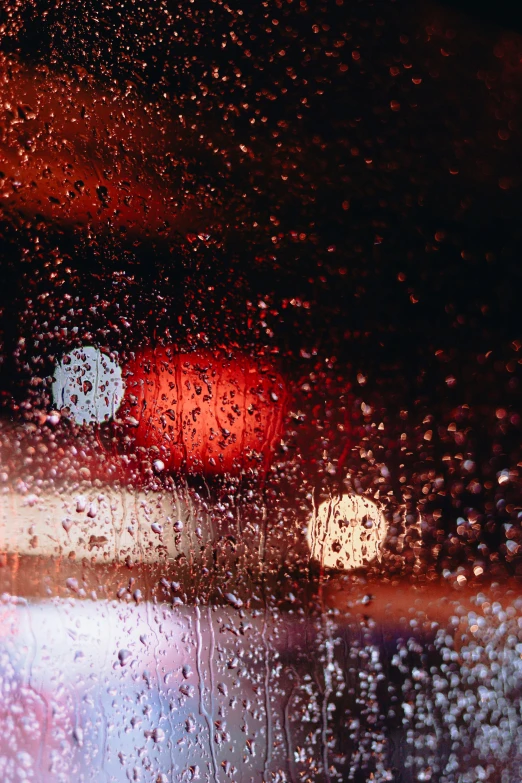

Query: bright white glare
[[307, 494, 387, 571], [52, 346, 124, 425], [0, 485, 209, 563]]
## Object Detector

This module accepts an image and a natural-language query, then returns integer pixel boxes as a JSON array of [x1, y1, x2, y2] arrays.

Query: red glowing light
[[120, 348, 288, 475]]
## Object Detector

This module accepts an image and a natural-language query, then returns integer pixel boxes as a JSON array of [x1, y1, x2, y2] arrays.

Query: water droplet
[[118, 649, 132, 666]]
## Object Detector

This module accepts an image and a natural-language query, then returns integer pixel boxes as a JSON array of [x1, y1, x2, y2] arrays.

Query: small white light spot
[[52, 346, 124, 425], [307, 494, 387, 571]]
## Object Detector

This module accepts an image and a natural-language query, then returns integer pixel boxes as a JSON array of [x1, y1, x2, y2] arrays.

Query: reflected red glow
[[0, 57, 216, 238]]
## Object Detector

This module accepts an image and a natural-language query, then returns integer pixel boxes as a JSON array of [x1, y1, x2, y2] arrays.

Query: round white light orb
[[52, 346, 124, 425], [307, 494, 387, 571]]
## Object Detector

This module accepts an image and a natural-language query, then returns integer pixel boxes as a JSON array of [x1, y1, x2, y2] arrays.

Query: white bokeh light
[[307, 493, 387, 571], [52, 345, 124, 425]]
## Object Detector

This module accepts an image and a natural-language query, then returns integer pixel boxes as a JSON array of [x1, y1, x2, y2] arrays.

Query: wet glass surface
[[0, 1, 521, 781]]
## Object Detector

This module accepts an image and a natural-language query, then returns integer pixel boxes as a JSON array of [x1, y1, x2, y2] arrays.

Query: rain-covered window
[[1, 1, 522, 781]]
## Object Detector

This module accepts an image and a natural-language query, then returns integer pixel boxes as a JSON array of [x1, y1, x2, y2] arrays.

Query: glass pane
[[1, 1, 521, 781]]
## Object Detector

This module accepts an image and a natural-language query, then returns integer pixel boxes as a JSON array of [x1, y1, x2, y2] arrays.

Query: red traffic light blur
[[120, 348, 288, 476]]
